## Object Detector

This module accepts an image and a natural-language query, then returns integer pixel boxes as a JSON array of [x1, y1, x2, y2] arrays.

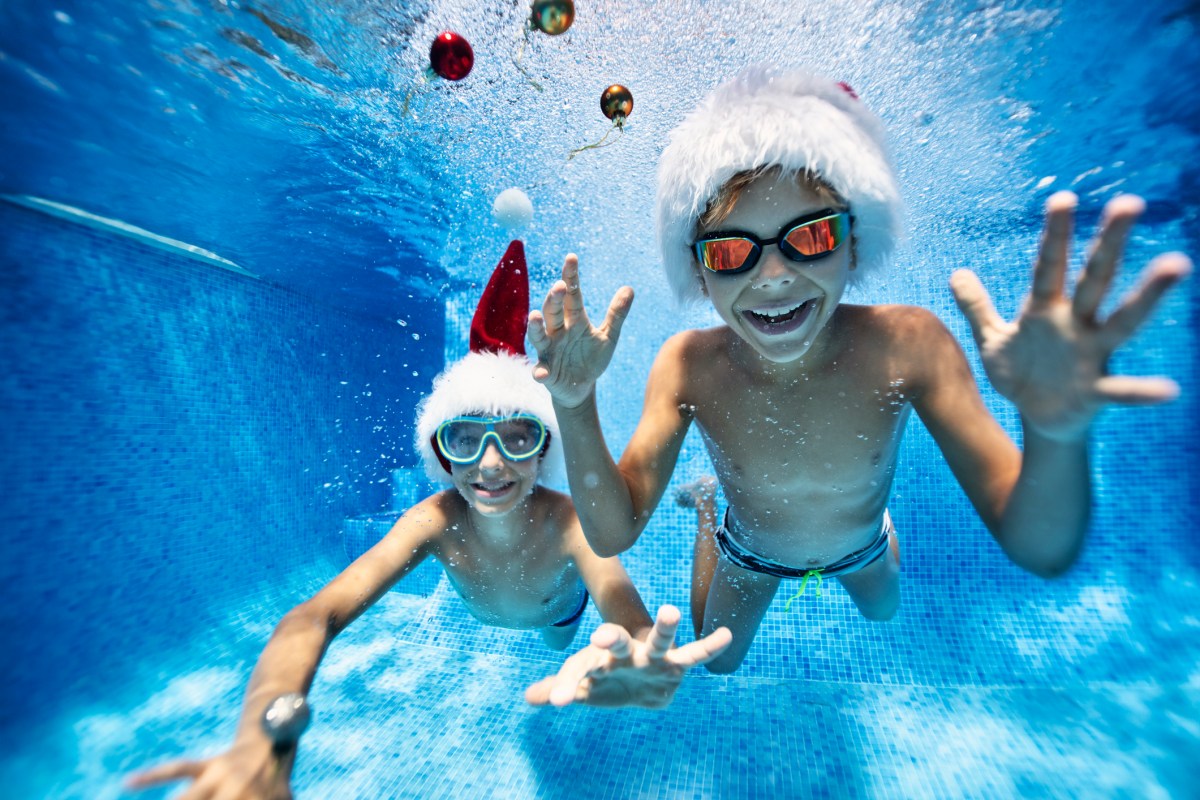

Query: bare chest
[[688, 368, 911, 540], [436, 533, 581, 629]]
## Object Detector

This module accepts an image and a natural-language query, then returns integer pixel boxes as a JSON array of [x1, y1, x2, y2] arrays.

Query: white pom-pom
[[492, 188, 533, 229]]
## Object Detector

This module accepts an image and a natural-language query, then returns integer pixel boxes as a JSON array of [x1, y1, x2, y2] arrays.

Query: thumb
[[949, 269, 1002, 344]]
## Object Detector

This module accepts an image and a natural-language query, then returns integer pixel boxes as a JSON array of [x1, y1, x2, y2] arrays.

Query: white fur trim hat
[[655, 64, 903, 305], [414, 350, 563, 485], [413, 240, 563, 485]]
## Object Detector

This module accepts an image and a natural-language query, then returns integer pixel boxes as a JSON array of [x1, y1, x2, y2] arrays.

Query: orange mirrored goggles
[[692, 209, 852, 275]]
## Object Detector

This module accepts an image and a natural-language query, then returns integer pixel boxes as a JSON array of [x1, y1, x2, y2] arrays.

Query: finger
[[527, 310, 549, 350], [593, 623, 634, 661], [666, 626, 733, 667], [524, 675, 557, 705], [949, 269, 1004, 345], [1093, 375, 1180, 406], [645, 605, 681, 660], [1031, 191, 1077, 305], [541, 281, 568, 334], [1100, 253, 1192, 350], [600, 286, 635, 341], [1073, 194, 1145, 320], [124, 759, 205, 788], [549, 645, 609, 707], [527, 311, 554, 383], [561, 254, 588, 325]]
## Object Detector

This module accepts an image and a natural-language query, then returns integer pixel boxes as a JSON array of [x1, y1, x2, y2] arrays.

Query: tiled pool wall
[[0, 201, 443, 731]]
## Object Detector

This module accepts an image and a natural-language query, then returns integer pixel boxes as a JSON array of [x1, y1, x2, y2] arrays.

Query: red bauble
[[429, 31, 474, 81]]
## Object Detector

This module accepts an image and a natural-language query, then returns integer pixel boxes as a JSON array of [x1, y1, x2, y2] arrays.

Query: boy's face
[[450, 439, 541, 517], [698, 172, 853, 364]]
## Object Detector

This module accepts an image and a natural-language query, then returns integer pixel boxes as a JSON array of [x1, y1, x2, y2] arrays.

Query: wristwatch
[[261, 693, 311, 748]]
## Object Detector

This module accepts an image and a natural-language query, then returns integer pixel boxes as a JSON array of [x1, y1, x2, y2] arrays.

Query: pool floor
[[19, 583, 1198, 800]]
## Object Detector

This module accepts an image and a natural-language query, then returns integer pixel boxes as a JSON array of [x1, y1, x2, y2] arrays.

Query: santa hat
[[414, 240, 563, 485], [655, 64, 903, 305]]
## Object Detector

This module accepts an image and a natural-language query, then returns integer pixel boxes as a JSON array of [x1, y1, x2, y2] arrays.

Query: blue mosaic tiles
[[0, 201, 443, 733]]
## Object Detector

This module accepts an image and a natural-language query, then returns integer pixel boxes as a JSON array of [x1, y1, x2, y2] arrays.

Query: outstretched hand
[[524, 605, 732, 709], [125, 740, 293, 800], [527, 254, 634, 409], [951, 191, 1191, 441]]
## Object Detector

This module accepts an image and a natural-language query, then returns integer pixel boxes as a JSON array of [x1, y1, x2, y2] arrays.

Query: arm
[[126, 499, 443, 798], [936, 192, 1190, 577], [522, 510, 731, 710], [528, 255, 692, 555], [911, 312, 1088, 576], [569, 516, 653, 640]]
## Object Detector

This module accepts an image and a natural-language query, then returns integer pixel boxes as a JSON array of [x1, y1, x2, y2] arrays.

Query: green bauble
[[531, 0, 575, 36]]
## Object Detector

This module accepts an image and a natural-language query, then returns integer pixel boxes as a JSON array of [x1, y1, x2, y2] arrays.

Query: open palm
[[527, 254, 634, 409], [951, 192, 1190, 441]]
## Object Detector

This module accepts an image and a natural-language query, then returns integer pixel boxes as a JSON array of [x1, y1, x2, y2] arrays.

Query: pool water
[[2, 1, 1197, 798]]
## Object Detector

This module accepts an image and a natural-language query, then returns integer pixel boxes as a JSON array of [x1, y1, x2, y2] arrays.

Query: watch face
[[262, 693, 311, 744]]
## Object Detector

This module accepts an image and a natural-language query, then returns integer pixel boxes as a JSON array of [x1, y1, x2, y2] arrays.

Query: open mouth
[[471, 480, 516, 499], [742, 298, 816, 335]]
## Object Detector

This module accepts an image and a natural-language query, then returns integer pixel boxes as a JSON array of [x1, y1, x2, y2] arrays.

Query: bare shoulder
[[658, 326, 734, 384], [663, 326, 729, 359], [532, 485, 577, 519], [529, 487, 586, 550], [837, 304, 967, 396], [847, 303, 951, 338], [386, 491, 457, 546], [847, 304, 961, 358]]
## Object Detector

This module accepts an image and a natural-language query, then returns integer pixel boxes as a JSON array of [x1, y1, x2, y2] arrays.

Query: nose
[[749, 247, 797, 291], [477, 439, 506, 471]]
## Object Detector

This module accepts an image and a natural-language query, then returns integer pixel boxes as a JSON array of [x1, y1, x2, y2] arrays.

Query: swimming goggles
[[434, 414, 547, 465], [692, 209, 851, 275]]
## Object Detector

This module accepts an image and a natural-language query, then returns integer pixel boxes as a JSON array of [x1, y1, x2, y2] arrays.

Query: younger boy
[[528, 66, 1191, 674], [127, 241, 731, 798]]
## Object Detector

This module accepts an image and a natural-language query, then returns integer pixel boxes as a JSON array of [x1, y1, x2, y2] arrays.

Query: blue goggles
[[434, 414, 548, 465]]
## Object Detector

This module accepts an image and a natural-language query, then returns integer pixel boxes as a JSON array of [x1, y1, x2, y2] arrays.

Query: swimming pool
[[2, 1, 1197, 797]]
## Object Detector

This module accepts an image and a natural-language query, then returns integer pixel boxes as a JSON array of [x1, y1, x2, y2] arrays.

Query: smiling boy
[[127, 241, 731, 798], [528, 66, 1191, 674]]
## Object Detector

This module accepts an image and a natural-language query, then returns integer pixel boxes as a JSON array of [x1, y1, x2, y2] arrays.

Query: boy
[[127, 241, 731, 797], [528, 66, 1191, 675]]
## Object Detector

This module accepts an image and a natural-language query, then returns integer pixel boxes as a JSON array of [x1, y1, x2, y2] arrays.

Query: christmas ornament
[[568, 84, 633, 159], [493, 188, 534, 229], [402, 31, 474, 114], [530, 0, 574, 35]]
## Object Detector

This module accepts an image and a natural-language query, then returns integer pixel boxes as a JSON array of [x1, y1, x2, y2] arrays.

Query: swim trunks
[[715, 508, 894, 580], [551, 585, 590, 627]]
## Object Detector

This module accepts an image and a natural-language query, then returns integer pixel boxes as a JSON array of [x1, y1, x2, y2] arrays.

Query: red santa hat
[[414, 240, 563, 485]]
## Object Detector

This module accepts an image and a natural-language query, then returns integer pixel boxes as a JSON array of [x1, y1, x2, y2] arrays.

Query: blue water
[[2, 1, 1198, 798]]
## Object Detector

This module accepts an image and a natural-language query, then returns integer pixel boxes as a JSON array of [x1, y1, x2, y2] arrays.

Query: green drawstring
[[783, 569, 824, 612]]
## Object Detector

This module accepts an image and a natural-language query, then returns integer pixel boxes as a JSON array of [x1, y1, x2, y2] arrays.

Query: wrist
[[1020, 416, 1091, 447], [552, 390, 597, 414]]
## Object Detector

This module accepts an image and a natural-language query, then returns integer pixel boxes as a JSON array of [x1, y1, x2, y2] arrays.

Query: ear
[[849, 234, 859, 271]]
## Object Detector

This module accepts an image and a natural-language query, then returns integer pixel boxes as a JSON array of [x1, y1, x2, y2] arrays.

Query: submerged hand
[[527, 254, 634, 409], [125, 740, 293, 800], [524, 605, 732, 709], [951, 191, 1191, 441]]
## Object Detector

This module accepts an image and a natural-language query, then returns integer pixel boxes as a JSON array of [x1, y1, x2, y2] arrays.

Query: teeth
[[750, 299, 809, 322]]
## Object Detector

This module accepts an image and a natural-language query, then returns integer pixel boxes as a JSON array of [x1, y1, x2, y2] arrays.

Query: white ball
[[492, 188, 533, 229]]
